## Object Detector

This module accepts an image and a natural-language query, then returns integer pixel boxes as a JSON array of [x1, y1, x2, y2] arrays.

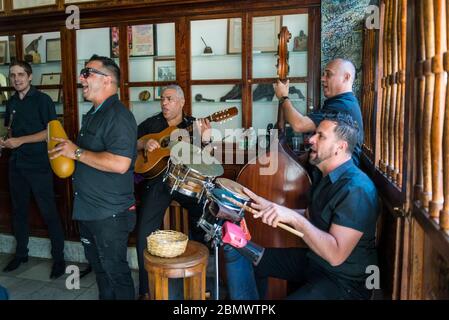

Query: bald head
[[321, 58, 355, 98]]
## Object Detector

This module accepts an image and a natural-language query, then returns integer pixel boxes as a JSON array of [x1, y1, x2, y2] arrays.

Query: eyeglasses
[[80, 67, 110, 79]]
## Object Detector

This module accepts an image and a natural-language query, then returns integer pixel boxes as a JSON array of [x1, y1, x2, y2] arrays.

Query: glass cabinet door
[[22, 32, 63, 117], [0, 35, 15, 137]]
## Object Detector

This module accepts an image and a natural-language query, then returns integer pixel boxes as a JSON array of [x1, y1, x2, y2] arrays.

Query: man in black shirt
[[49, 55, 137, 300], [135, 85, 211, 299], [274, 58, 363, 166], [1, 61, 65, 279], [225, 113, 379, 299]]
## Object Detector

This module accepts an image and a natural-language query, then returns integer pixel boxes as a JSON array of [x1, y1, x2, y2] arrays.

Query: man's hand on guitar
[[195, 118, 211, 143], [144, 139, 161, 152]]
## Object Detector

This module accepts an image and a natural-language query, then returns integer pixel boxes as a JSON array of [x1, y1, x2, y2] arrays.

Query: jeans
[[9, 165, 65, 261], [225, 247, 372, 300], [78, 208, 136, 300]]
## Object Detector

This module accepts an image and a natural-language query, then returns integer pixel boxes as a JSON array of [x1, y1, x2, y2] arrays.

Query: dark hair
[[88, 54, 120, 83], [322, 112, 359, 154], [10, 60, 33, 76]]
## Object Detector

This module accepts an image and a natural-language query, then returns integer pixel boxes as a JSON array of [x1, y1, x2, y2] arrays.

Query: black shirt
[[137, 112, 194, 138], [308, 92, 363, 166], [73, 94, 137, 221], [5, 86, 56, 170], [307, 159, 379, 282]]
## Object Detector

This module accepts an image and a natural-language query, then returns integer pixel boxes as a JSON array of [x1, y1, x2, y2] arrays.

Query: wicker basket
[[147, 230, 188, 258]]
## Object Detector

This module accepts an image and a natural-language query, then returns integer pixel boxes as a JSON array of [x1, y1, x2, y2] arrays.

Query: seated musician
[[224, 113, 379, 300], [135, 85, 212, 300], [275, 58, 363, 166]]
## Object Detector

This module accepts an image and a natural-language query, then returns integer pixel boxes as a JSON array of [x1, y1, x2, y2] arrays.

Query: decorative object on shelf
[[293, 30, 308, 52], [0, 41, 6, 64], [228, 16, 281, 54], [289, 86, 306, 100], [40, 73, 61, 103], [0, 73, 8, 105], [201, 37, 213, 54], [46, 38, 61, 62], [220, 84, 241, 102], [139, 90, 151, 101], [24, 35, 42, 64], [194, 94, 214, 102], [253, 84, 275, 101], [154, 57, 176, 99], [110, 24, 156, 58], [8, 36, 16, 63]]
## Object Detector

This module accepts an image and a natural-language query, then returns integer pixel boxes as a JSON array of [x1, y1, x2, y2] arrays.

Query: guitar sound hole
[[161, 137, 170, 148]]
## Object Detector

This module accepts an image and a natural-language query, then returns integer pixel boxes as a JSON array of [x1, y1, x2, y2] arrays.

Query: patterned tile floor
[[0, 252, 223, 300]]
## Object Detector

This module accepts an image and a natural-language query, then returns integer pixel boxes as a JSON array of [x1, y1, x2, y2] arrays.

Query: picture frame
[[110, 24, 156, 58], [46, 38, 61, 62], [0, 41, 6, 65], [227, 16, 282, 54], [40, 73, 61, 103], [153, 57, 176, 99], [12, 0, 56, 10]]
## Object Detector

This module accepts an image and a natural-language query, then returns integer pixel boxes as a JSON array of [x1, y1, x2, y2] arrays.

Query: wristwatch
[[279, 96, 289, 104], [74, 148, 84, 160]]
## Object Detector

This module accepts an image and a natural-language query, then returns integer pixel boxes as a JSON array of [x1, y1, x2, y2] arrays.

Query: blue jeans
[[223, 245, 259, 300]]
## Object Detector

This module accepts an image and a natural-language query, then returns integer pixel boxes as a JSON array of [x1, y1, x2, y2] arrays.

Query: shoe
[[137, 293, 150, 300], [79, 264, 92, 279], [2, 256, 28, 272], [50, 260, 66, 279]]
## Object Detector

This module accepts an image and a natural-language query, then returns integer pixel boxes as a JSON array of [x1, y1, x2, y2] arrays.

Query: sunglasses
[[80, 67, 110, 79]]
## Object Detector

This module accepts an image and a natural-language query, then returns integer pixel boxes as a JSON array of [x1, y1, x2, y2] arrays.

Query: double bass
[[237, 27, 312, 299]]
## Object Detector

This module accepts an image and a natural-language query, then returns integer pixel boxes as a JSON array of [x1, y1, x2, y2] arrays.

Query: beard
[[309, 149, 334, 166]]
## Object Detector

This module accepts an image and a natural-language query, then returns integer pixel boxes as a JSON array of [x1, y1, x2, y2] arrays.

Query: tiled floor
[[0, 252, 223, 300]]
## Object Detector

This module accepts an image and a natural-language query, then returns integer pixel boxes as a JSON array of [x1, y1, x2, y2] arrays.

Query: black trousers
[[255, 248, 371, 300], [9, 165, 65, 262], [136, 179, 206, 295], [78, 209, 136, 300]]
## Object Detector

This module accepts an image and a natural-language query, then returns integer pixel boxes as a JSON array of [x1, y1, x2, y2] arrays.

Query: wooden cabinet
[[0, 0, 321, 242]]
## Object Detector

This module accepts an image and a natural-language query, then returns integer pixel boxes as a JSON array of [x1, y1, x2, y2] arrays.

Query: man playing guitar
[[135, 84, 211, 300]]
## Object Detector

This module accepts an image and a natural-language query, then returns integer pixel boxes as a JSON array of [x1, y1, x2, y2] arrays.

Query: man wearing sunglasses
[[0, 60, 66, 279], [49, 55, 137, 300]]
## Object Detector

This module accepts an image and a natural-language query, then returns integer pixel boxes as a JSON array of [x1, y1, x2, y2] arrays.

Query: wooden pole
[[429, 0, 446, 218], [415, 0, 426, 201], [440, 0, 449, 230], [421, 0, 436, 209], [389, 0, 398, 182]]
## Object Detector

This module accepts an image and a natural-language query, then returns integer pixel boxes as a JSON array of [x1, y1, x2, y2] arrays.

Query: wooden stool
[[163, 200, 189, 234], [144, 240, 209, 300]]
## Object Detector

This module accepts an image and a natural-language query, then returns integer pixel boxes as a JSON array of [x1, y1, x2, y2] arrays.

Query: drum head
[[215, 178, 250, 202], [170, 141, 223, 177], [209, 188, 241, 211]]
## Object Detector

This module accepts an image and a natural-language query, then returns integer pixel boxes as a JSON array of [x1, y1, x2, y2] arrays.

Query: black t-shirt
[[72, 94, 137, 221], [308, 92, 363, 166], [307, 159, 379, 282], [5, 86, 56, 170]]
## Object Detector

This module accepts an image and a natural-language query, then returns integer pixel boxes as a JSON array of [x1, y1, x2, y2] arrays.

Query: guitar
[[135, 106, 238, 179]]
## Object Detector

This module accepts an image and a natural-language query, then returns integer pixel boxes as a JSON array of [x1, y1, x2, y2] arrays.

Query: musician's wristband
[[279, 96, 289, 105]]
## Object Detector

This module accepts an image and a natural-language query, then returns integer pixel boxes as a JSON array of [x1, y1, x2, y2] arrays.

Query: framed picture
[[40, 73, 61, 103], [0, 41, 6, 65], [46, 38, 61, 62], [228, 16, 282, 54], [12, 0, 56, 10], [110, 24, 156, 58], [153, 57, 176, 99]]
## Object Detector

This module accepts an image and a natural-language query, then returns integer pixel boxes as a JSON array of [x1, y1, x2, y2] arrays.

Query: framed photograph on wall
[[40, 73, 61, 103], [46, 38, 61, 62], [0, 41, 7, 64], [228, 16, 281, 54], [110, 25, 156, 58], [153, 57, 176, 99]]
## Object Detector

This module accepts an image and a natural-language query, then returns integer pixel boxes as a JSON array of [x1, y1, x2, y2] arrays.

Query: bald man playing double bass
[[274, 58, 363, 166]]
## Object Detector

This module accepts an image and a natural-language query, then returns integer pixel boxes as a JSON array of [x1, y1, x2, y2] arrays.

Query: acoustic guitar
[[135, 106, 238, 179]]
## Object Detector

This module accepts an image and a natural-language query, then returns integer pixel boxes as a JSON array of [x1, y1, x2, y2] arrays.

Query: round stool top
[[144, 240, 209, 269]]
